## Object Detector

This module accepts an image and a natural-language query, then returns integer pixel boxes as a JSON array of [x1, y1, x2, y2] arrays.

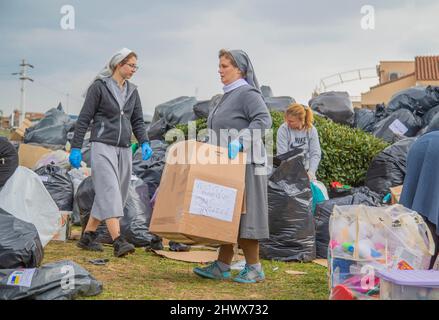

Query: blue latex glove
[[69, 148, 82, 169], [141, 142, 153, 161], [228, 139, 243, 159]]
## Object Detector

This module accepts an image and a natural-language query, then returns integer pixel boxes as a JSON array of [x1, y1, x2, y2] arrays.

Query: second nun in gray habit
[[207, 50, 272, 240]]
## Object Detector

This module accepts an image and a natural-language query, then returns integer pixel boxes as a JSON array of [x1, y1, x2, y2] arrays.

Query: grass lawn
[[43, 239, 329, 300]]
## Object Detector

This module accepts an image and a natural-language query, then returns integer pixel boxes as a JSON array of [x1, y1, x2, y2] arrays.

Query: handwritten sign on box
[[189, 179, 237, 222]]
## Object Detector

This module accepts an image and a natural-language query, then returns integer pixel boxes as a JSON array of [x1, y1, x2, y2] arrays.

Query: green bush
[[172, 111, 389, 187]]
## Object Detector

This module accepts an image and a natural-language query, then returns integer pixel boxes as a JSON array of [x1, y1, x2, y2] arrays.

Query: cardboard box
[[150, 140, 247, 245], [18, 143, 52, 169], [390, 185, 403, 204], [51, 211, 72, 242], [9, 119, 33, 141]]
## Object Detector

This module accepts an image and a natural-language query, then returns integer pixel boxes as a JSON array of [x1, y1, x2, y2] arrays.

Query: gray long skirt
[[90, 142, 132, 221], [239, 164, 269, 240]]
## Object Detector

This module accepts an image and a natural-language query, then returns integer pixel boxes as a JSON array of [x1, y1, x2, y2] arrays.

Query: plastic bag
[[132, 140, 168, 198], [0, 137, 18, 188], [309, 91, 354, 126], [0, 260, 102, 300], [328, 204, 435, 300], [68, 168, 91, 226], [76, 177, 158, 247], [0, 208, 43, 269], [0, 166, 60, 247], [422, 105, 439, 127], [193, 94, 222, 119], [148, 96, 198, 140], [365, 138, 415, 196], [260, 85, 274, 98], [426, 112, 439, 134], [354, 108, 376, 133], [33, 150, 70, 171], [373, 109, 422, 143], [24, 104, 75, 147], [315, 186, 382, 259], [387, 86, 439, 116], [265, 96, 295, 112], [260, 155, 316, 262], [24, 123, 75, 147], [35, 164, 74, 211], [26, 103, 72, 131]]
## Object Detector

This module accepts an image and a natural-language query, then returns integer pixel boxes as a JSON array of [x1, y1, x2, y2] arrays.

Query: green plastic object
[[131, 143, 139, 155]]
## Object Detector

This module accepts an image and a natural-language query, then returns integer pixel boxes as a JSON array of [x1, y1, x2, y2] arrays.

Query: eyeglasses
[[126, 63, 139, 71]]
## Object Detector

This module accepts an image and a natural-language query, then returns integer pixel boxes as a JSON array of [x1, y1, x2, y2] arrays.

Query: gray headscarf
[[83, 47, 133, 97], [229, 50, 260, 91]]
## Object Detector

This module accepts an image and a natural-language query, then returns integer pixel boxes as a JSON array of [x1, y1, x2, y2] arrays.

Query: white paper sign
[[189, 179, 237, 222], [388, 119, 408, 135], [7, 269, 36, 288]]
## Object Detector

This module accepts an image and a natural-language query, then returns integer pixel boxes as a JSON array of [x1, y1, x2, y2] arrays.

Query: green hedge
[[173, 111, 389, 187]]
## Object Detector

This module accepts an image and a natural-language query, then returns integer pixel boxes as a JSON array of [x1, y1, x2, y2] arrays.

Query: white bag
[[0, 166, 61, 246]]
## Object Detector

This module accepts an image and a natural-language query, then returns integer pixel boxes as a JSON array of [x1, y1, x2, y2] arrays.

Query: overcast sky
[[1, 0, 438, 116]]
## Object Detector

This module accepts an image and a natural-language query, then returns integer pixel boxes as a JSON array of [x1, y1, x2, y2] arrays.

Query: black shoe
[[169, 241, 191, 252], [77, 231, 104, 252], [113, 235, 135, 257], [145, 236, 164, 252]]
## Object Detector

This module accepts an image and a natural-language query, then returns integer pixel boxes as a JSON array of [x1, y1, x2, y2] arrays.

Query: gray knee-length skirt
[[90, 142, 132, 221], [239, 164, 269, 240]]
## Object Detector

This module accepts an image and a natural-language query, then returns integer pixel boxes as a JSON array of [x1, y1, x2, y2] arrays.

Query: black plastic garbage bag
[[148, 96, 198, 140], [260, 85, 274, 98], [315, 186, 382, 258], [0, 208, 43, 269], [422, 105, 439, 127], [365, 138, 416, 196], [265, 96, 295, 112], [373, 108, 422, 143], [387, 86, 439, 116], [0, 260, 102, 300], [151, 96, 197, 125], [309, 91, 354, 126], [76, 177, 158, 247], [34, 164, 74, 211], [260, 155, 315, 262], [0, 137, 18, 188], [147, 118, 168, 141], [24, 123, 75, 147], [120, 179, 156, 247], [354, 108, 376, 132], [132, 140, 168, 198], [426, 112, 439, 133], [193, 94, 222, 119], [24, 103, 75, 147], [26, 103, 72, 133]]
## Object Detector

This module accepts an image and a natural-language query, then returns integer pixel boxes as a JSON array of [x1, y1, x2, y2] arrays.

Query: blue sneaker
[[233, 265, 265, 283], [193, 261, 231, 280]]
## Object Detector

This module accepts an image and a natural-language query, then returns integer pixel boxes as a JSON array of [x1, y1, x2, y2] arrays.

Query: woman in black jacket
[[70, 48, 152, 257]]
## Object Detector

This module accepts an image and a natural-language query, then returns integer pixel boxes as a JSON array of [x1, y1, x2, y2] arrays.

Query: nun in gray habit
[[400, 130, 439, 269], [193, 49, 272, 283], [70, 48, 153, 257]]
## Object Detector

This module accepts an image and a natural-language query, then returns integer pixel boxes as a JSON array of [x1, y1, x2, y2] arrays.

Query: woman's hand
[[69, 148, 82, 169], [307, 171, 316, 181], [142, 142, 153, 161]]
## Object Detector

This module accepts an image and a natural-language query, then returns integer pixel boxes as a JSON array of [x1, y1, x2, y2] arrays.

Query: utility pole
[[12, 59, 34, 126]]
